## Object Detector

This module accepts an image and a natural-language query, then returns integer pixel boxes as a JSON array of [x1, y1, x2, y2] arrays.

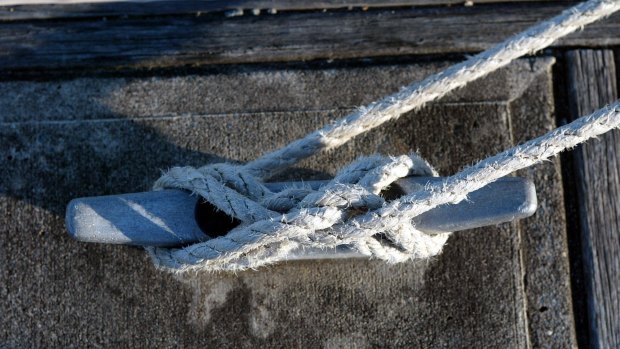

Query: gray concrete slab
[[0, 59, 540, 123], [0, 58, 574, 347]]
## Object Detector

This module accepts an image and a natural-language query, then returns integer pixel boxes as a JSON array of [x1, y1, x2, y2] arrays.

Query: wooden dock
[[0, 1, 618, 347]]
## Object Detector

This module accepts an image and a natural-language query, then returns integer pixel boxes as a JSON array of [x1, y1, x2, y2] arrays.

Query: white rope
[[148, 0, 620, 272], [244, 0, 620, 180]]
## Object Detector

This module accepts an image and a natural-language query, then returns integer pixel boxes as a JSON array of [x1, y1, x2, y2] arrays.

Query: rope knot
[[150, 153, 450, 271]]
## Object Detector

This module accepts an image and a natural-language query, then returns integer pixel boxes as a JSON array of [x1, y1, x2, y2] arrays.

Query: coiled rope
[[148, 0, 620, 272]]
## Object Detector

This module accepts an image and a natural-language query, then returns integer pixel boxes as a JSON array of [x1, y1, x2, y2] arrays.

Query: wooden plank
[[0, 0, 579, 22], [566, 49, 620, 349], [0, 2, 616, 74]]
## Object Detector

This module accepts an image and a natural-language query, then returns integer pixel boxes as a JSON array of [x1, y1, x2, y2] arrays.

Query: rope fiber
[[148, 0, 620, 272]]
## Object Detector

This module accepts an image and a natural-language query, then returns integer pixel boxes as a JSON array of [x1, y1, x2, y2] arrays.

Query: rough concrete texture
[[509, 71, 577, 349], [0, 59, 542, 123], [0, 58, 575, 347]]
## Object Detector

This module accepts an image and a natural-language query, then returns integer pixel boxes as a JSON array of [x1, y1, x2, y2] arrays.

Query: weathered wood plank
[[0, 0, 579, 22], [566, 49, 620, 349], [0, 3, 617, 74]]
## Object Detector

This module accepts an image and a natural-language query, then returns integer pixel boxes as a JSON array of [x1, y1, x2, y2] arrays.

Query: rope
[[244, 0, 620, 180], [148, 0, 620, 272]]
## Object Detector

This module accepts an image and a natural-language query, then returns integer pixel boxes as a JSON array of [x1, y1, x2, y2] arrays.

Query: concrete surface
[[0, 58, 575, 347]]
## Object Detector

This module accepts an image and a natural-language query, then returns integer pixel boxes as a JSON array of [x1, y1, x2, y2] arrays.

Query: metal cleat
[[65, 176, 537, 260]]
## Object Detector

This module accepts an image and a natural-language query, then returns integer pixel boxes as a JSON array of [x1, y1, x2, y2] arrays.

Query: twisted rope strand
[[337, 102, 620, 242]]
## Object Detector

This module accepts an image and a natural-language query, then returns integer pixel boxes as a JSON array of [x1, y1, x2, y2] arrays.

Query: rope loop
[[150, 153, 449, 272]]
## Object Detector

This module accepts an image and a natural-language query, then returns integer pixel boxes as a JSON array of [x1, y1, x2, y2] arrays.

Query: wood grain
[[566, 49, 620, 349], [0, 2, 616, 74], [0, 0, 578, 21]]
